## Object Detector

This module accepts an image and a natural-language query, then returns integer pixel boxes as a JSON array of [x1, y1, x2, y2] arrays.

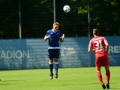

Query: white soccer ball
[[63, 5, 71, 13]]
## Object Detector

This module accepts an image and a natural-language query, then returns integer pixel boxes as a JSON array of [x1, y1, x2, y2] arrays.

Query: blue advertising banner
[[0, 36, 119, 70], [106, 36, 120, 66]]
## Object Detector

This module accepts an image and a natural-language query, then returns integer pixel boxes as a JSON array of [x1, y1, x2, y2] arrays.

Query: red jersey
[[88, 36, 107, 54]]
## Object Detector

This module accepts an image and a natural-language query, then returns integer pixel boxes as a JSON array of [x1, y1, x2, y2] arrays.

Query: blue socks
[[54, 62, 59, 75], [49, 62, 59, 75], [49, 62, 53, 75]]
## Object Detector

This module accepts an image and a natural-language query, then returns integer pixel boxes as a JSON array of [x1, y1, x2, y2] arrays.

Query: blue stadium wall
[[0, 36, 120, 70]]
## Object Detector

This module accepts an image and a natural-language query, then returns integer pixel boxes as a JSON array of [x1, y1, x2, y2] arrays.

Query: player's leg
[[104, 54, 110, 89], [53, 49, 60, 78], [105, 66, 110, 89], [49, 58, 54, 79], [96, 67, 104, 84], [54, 58, 59, 78], [96, 66, 106, 89], [103, 54, 110, 89], [48, 49, 54, 79], [95, 56, 106, 89]]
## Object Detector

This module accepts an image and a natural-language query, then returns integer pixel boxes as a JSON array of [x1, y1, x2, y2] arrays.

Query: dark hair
[[93, 28, 99, 35]]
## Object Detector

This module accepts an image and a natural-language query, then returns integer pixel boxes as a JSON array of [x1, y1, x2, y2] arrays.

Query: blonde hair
[[53, 22, 59, 25]]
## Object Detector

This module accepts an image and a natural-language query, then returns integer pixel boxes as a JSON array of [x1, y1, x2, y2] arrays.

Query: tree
[[0, 0, 120, 39]]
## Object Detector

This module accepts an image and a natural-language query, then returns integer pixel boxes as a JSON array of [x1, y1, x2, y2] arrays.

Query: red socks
[[106, 70, 110, 83], [97, 71, 103, 84], [97, 70, 110, 84]]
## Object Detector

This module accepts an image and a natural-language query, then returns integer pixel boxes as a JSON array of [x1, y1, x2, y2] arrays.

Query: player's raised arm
[[60, 34, 65, 42], [44, 35, 50, 41]]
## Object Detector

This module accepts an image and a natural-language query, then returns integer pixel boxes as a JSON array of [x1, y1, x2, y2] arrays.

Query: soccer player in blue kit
[[44, 22, 65, 80]]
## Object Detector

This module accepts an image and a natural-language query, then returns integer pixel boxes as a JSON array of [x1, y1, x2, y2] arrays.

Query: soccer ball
[[63, 5, 70, 13]]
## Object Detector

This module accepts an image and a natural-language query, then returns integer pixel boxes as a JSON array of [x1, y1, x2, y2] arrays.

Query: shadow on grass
[[1, 80, 25, 82], [0, 80, 26, 85], [0, 83, 12, 85]]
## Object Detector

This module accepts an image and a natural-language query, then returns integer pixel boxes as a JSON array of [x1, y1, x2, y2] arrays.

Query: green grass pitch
[[0, 66, 120, 90]]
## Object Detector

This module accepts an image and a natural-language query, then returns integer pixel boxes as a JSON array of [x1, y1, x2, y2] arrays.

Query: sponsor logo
[[0, 50, 30, 59], [109, 46, 120, 53]]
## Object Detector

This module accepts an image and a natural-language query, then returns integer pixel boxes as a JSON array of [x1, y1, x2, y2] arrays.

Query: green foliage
[[0, 0, 120, 38]]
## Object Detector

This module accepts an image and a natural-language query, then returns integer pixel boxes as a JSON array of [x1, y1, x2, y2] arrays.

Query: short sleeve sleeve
[[45, 30, 50, 36], [59, 31, 62, 38], [102, 37, 107, 43], [88, 39, 93, 48]]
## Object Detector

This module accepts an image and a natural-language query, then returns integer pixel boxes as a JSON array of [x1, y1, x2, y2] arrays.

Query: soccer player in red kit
[[88, 28, 110, 89]]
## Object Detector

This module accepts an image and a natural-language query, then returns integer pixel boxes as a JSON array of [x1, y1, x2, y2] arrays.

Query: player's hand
[[44, 35, 50, 41], [62, 34, 65, 38], [47, 35, 50, 39]]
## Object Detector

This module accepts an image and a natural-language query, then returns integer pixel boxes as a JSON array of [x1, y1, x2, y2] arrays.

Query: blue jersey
[[45, 29, 62, 49]]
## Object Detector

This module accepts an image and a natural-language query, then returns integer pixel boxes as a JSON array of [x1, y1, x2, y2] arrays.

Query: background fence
[[0, 36, 120, 70]]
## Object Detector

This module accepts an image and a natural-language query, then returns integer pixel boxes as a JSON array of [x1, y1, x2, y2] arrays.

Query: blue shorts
[[48, 49, 60, 58]]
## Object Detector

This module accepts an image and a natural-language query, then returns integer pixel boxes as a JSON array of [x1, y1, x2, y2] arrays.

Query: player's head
[[53, 22, 59, 31], [93, 28, 99, 36]]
